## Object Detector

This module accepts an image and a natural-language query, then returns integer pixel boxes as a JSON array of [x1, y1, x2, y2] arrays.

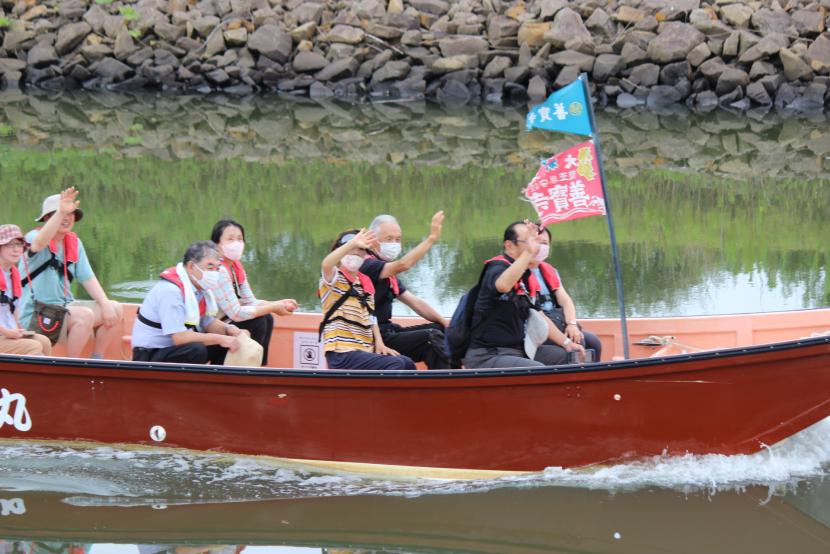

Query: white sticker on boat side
[[0, 388, 31, 432], [0, 498, 25, 516], [150, 425, 166, 442], [293, 331, 322, 369]]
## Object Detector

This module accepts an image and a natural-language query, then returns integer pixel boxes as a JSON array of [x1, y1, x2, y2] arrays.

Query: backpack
[[444, 263, 501, 369]]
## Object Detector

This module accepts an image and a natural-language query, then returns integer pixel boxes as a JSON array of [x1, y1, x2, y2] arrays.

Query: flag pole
[[578, 73, 630, 359]]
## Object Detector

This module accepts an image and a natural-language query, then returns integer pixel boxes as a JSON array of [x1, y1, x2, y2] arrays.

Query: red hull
[[2, 335, 830, 473]]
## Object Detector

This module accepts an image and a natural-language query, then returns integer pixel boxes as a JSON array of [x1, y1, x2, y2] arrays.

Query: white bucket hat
[[524, 309, 549, 360], [35, 193, 84, 223], [224, 334, 264, 367]]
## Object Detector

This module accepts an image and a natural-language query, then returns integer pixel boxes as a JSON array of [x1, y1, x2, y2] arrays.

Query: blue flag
[[525, 77, 594, 136]]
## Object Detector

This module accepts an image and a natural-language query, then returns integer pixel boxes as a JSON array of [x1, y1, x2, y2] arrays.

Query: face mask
[[223, 240, 245, 261], [535, 244, 550, 262], [341, 254, 364, 274], [378, 242, 401, 261], [194, 267, 221, 290]]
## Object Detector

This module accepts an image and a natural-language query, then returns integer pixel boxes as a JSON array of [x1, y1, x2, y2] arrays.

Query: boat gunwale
[[1, 334, 829, 380]]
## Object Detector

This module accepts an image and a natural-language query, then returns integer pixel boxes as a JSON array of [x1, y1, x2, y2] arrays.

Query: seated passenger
[[209, 218, 299, 365], [0, 224, 51, 356], [320, 228, 416, 371], [532, 225, 602, 360], [19, 188, 123, 359], [360, 212, 450, 369], [131, 241, 246, 365], [463, 220, 584, 369]]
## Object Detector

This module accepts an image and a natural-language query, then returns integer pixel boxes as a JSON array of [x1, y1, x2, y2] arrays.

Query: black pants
[[541, 330, 602, 362], [232, 313, 273, 366], [133, 343, 228, 365], [379, 322, 451, 369]]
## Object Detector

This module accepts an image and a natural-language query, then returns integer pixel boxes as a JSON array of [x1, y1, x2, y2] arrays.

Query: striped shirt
[[319, 268, 376, 353], [214, 262, 258, 321]]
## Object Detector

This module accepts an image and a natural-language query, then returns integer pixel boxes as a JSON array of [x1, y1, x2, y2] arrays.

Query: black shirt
[[470, 256, 534, 350], [360, 257, 408, 325]]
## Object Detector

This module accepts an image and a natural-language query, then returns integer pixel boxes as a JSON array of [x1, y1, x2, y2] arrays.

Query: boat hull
[[2, 335, 830, 473]]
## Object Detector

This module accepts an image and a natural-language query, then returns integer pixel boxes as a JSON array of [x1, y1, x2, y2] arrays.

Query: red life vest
[[340, 267, 375, 296], [221, 258, 247, 285], [484, 256, 561, 296], [159, 267, 207, 316], [0, 265, 22, 301], [485, 255, 540, 297], [35, 229, 80, 263], [365, 253, 400, 296], [536, 261, 562, 291]]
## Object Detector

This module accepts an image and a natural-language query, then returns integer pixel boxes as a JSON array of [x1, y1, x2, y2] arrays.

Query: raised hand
[[59, 187, 80, 215], [349, 228, 378, 251], [428, 210, 444, 241], [524, 219, 541, 257]]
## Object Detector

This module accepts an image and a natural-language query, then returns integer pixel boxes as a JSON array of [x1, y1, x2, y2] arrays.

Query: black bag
[[444, 264, 499, 369], [28, 300, 69, 345], [546, 306, 568, 333]]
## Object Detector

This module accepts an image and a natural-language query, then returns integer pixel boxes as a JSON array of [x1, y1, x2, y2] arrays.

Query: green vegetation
[[0, 17, 11, 28], [118, 6, 138, 21]]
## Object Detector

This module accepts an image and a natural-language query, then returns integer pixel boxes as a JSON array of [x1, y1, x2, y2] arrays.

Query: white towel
[[176, 262, 217, 327]]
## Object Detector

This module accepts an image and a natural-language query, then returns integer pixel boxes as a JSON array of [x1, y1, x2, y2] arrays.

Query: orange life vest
[[159, 267, 207, 316], [365, 253, 400, 296]]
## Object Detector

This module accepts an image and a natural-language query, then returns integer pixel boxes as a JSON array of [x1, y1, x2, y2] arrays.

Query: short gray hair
[[369, 214, 398, 233], [183, 240, 219, 265]]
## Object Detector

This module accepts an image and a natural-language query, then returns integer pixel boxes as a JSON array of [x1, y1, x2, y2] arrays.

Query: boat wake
[[1, 417, 828, 505]]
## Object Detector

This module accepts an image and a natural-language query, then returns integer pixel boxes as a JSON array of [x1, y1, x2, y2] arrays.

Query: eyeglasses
[[511, 239, 527, 244], [5, 240, 26, 249]]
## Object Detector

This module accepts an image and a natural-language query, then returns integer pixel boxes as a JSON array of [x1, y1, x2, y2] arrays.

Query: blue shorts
[[326, 350, 416, 370]]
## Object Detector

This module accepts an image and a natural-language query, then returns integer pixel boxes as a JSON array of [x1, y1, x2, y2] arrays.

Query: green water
[[0, 92, 827, 318]]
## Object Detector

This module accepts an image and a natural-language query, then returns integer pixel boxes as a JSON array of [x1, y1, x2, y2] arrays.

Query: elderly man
[[20, 187, 123, 358], [463, 220, 584, 369], [359, 211, 451, 369], [131, 240, 245, 365]]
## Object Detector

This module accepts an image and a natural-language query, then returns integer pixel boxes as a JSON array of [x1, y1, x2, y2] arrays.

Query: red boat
[[1, 305, 829, 477]]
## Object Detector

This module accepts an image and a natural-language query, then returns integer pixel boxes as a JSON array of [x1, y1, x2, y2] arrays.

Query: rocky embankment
[[1, 0, 830, 110]]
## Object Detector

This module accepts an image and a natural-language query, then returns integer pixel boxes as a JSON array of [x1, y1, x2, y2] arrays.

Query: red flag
[[523, 140, 606, 225]]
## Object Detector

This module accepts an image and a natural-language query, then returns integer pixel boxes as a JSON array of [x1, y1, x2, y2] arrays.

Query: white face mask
[[341, 254, 364, 274], [378, 242, 402, 261], [194, 266, 221, 290], [535, 244, 550, 262], [222, 240, 245, 261]]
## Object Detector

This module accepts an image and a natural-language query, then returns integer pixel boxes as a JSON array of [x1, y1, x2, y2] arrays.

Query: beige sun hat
[[524, 308, 549, 360], [223, 333, 264, 367], [35, 194, 84, 223]]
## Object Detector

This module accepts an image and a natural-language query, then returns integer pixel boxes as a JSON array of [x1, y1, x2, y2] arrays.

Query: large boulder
[[438, 35, 488, 57], [715, 67, 749, 96], [592, 54, 623, 82], [780, 48, 813, 81], [806, 34, 830, 73], [292, 51, 327, 72], [629, 63, 660, 86], [719, 4, 753, 28], [751, 9, 792, 34], [791, 10, 825, 35], [646, 22, 704, 63], [248, 25, 293, 63], [549, 49, 595, 72], [93, 57, 133, 81], [323, 25, 365, 45], [315, 57, 359, 81], [543, 8, 592, 50], [27, 42, 58, 68], [518, 21, 550, 48]]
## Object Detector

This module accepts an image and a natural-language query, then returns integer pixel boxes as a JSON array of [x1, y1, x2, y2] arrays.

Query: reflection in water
[[0, 93, 827, 317]]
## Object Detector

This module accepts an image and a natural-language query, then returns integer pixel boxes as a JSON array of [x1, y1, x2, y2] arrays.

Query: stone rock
[[792, 10, 824, 35], [806, 34, 830, 73], [292, 51, 327, 72], [550, 49, 594, 71], [204, 30, 226, 58], [616, 92, 644, 108], [439, 35, 488, 57], [689, 8, 729, 35], [372, 60, 410, 84], [647, 22, 704, 63], [0, 58, 27, 73], [694, 90, 718, 111], [94, 57, 133, 81], [432, 55, 478, 72], [3, 32, 34, 52], [647, 85, 682, 107], [488, 15, 520, 42], [309, 81, 334, 98], [722, 31, 740, 59], [83, 5, 107, 33], [324, 25, 365, 45], [291, 22, 318, 42], [56, 22, 92, 55], [223, 27, 248, 47], [629, 63, 660, 87], [746, 81, 771, 105], [315, 56, 359, 81], [527, 75, 548, 101], [505, 65, 529, 83], [620, 43, 648, 66], [156, 21, 185, 43], [719, 4, 753, 28], [27, 42, 58, 68], [687, 42, 711, 67], [401, 30, 422, 46], [660, 61, 690, 86], [539, 0, 566, 20], [248, 25, 292, 63], [194, 16, 220, 38], [518, 21, 551, 48], [585, 8, 615, 38], [366, 22, 404, 40], [294, 3, 324, 24], [715, 67, 749, 95], [544, 8, 592, 50], [81, 43, 113, 62], [388, 0, 404, 15], [593, 54, 622, 82], [780, 48, 813, 81], [738, 34, 789, 64], [206, 68, 230, 85], [126, 47, 154, 67], [436, 79, 471, 106], [616, 6, 646, 24], [698, 57, 726, 83], [411, 0, 449, 16], [483, 55, 511, 78], [103, 15, 124, 39], [749, 60, 776, 79], [751, 9, 792, 35], [554, 64, 579, 87]]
